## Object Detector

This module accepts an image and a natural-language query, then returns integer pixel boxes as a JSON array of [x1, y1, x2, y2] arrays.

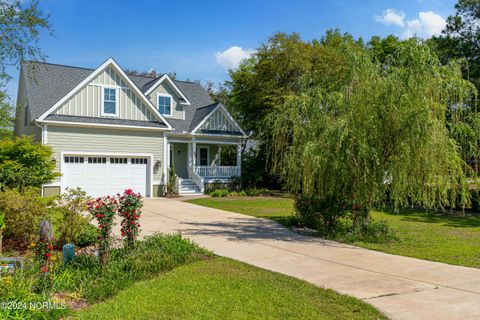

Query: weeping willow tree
[[269, 38, 478, 222]]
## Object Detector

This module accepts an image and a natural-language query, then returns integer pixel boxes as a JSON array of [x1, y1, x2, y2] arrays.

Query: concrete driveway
[[116, 197, 480, 320]]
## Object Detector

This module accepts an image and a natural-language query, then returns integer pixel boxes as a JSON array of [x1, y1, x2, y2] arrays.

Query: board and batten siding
[[198, 107, 239, 133], [47, 125, 165, 184], [146, 82, 185, 120], [55, 67, 157, 121]]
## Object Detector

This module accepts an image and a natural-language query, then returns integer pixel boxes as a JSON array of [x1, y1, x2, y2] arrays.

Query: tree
[[432, 0, 480, 88], [269, 38, 477, 225], [0, 0, 51, 84], [0, 136, 59, 190], [0, 92, 13, 138]]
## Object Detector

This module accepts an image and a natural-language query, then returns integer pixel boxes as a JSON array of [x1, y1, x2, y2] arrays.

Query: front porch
[[168, 140, 242, 194]]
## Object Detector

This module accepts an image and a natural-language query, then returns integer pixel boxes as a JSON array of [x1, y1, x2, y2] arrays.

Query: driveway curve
[[115, 197, 480, 320]]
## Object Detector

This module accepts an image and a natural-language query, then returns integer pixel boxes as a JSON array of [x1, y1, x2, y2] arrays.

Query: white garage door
[[62, 155, 149, 197]]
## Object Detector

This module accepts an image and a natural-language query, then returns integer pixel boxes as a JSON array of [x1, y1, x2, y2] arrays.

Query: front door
[[198, 147, 208, 166]]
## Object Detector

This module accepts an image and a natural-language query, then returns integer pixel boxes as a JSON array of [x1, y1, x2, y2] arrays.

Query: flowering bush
[[33, 240, 53, 274], [118, 189, 143, 248], [87, 196, 118, 264]]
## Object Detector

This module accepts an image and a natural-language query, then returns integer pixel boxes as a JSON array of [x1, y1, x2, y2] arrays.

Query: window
[[199, 148, 208, 166], [131, 158, 147, 165], [158, 94, 172, 116], [64, 156, 84, 163], [103, 87, 117, 116], [88, 157, 106, 164], [110, 157, 128, 164]]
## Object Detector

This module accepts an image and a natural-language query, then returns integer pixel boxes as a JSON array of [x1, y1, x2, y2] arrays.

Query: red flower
[[40, 265, 49, 273], [130, 221, 134, 225], [45, 252, 51, 259]]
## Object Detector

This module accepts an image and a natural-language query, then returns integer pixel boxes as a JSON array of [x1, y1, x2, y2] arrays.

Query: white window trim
[[101, 86, 119, 117], [157, 93, 173, 117]]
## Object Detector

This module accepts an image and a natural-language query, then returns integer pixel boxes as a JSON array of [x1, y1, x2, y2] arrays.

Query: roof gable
[[192, 103, 246, 136], [53, 66, 159, 122], [143, 74, 191, 105], [37, 58, 173, 130]]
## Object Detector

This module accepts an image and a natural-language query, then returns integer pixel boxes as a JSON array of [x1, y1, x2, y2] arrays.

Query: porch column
[[236, 143, 242, 177], [192, 141, 197, 175]]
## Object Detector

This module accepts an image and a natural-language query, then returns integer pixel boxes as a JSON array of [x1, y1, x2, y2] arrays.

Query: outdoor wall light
[[51, 158, 56, 166], [153, 160, 161, 174]]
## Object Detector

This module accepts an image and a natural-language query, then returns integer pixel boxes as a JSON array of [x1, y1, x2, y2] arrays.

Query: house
[[14, 58, 246, 197]]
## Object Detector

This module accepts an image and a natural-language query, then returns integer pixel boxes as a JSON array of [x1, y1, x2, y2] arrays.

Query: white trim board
[[37, 58, 173, 130], [191, 103, 247, 137], [144, 74, 191, 105], [37, 119, 170, 131]]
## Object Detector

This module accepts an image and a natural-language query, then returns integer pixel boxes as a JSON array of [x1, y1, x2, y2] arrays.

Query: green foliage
[[294, 194, 350, 234], [0, 92, 13, 138], [0, 136, 59, 190], [0, 234, 207, 319], [269, 37, 477, 218], [0, 0, 51, 84], [76, 223, 99, 248], [346, 220, 395, 243], [431, 0, 480, 89], [166, 165, 177, 195], [210, 189, 230, 197], [0, 187, 47, 242], [244, 188, 271, 197], [118, 189, 143, 248], [54, 187, 90, 247]]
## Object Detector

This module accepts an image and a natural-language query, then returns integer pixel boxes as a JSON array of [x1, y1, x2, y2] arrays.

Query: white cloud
[[375, 9, 405, 27], [374, 9, 446, 39], [402, 11, 446, 39], [215, 46, 255, 69]]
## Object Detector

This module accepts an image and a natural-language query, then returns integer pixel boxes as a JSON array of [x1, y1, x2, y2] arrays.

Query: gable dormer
[[143, 75, 190, 120]]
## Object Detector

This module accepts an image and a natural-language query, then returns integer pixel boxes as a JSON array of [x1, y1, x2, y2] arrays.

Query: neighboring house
[[14, 58, 246, 197]]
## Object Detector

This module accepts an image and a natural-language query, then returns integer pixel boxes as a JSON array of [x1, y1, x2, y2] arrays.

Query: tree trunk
[[362, 207, 370, 227]]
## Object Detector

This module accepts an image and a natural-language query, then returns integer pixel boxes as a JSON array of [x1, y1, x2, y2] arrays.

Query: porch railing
[[189, 166, 205, 193], [194, 166, 239, 178]]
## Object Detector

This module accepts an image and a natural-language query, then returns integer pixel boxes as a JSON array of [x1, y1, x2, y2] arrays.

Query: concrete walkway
[[119, 198, 480, 320]]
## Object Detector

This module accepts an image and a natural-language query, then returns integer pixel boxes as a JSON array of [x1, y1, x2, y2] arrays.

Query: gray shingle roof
[[22, 61, 221, 133]]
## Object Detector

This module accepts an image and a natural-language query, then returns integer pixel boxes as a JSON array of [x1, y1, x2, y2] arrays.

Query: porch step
[[178, 179, 202, 195]]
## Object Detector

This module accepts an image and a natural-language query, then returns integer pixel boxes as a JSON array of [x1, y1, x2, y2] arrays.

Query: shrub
[[166, 166, 177, 195], [118, 189, 143, 248], [76, 223, 99, 247], [87, 196, 118, 264], [294, 194, 349, 235], [210, 189, 230, 197], [244, 188, 271, 197], [55, 187, 90, 246], [346, 220, 395, 243], [0, 136, 59, 190], [0, 187, 48, 243]]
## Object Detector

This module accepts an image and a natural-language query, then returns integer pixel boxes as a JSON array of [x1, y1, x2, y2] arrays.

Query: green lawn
[[188, 197, 480, 268], [76, 257, 386, 320]]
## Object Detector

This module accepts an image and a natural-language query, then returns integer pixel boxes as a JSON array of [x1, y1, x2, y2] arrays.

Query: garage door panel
[[63, 155, 149, 197]]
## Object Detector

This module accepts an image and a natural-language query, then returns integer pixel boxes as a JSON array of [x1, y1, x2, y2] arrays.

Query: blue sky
[[5, 0, 457, 100]]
